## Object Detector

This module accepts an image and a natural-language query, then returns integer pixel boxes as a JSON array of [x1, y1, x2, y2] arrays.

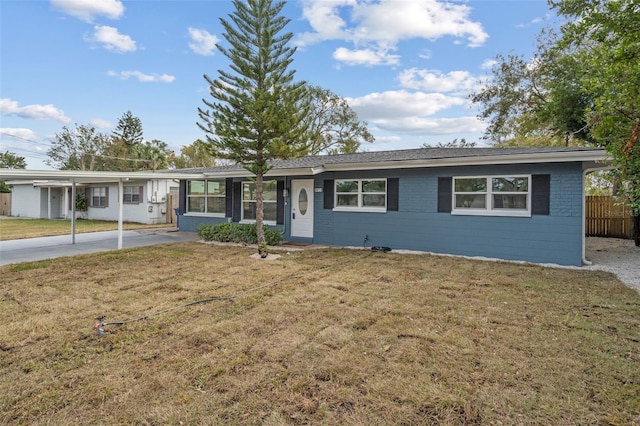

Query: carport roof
[[0, 169, 206, 182]]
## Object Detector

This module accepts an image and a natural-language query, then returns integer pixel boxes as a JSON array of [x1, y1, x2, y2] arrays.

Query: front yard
[[0, 218, 172, 241], [1, 243, 639, 424]]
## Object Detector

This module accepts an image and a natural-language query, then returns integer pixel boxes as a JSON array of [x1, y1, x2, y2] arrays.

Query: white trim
[[334, 178, 387, 212], [241, 180, 278, 223], [451, 175, 532, 217], [333, 207, 387, 213], [184, 212, 225, 218], [239, 219, 277, 226]]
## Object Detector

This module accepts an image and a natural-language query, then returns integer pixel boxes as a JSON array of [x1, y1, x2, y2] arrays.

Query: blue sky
[[0, 0, 556, 169]]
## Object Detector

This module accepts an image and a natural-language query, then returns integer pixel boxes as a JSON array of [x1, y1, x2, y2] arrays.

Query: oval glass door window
[[298, 188, 308, 215]]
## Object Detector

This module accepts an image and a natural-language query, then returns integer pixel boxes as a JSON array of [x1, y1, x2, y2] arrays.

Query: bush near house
[[197, 222, 282, 246]]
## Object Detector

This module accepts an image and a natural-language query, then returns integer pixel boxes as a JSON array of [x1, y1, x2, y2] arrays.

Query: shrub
[[196, 222, 282, 246]]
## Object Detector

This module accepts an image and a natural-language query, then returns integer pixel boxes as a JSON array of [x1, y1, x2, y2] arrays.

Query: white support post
[[47, 187, 52, 219], [118, 179, 124, 249], [71, 180, 76, 244]]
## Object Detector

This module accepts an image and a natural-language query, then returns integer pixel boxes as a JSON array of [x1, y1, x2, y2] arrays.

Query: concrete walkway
[[0, 228, 199, 266]]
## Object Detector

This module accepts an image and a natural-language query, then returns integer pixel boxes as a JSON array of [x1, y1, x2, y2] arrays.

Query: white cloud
[[297, 0, 488, 66], [398, 68, 478, 93], [371, 116, 485, 135], [188, 27, 218, 56], [332, 46, 400, 66], [347, 90, 465, 119], [344, 90, 485, 135], [88, 25, 136, 53], [0, 98, 72, 123], [0, 127, 39, 142], [481, 59, 497, 70], [51, 0, 124, 23], [107, 70, 176, 83], [89, 118, 112, 128]]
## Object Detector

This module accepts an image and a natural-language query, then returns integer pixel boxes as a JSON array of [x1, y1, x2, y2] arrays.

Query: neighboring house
[[173, 147, 609, 266], [8, 178, 178, 225]]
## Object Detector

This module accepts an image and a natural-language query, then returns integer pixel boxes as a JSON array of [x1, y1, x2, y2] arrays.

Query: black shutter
[[232, 181, 242, 222], [387, 178, 399, 211], [532, 174, 550, 215], [323, 179, 334, 209], [178, 180, 186, 214], [225, 178, 233, 217], [437, 177, 452, 213], [276, 180, 285, 225]]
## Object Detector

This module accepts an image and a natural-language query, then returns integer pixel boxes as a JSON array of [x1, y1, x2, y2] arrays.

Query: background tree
[[112, 111, 143, 149], [299, 85, 374, 155], [470, 0, 640, 244], [133, 140, 173, 171], [46, 124, 110, 170], [423, 138, 477, 148], [198, 0, 309, 252], [174, 139, 217, 169], [0, 151, 27, 192], [552, 0, 640, 244]]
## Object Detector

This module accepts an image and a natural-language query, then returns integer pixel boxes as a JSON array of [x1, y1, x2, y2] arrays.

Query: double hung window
[[242, 180, 277, 222], [187, 179, 226, 214], [452, 175, 530, 216], [123, 186, 141, 204], [91, 187, 108, 208], [334, 179, 386, 211]]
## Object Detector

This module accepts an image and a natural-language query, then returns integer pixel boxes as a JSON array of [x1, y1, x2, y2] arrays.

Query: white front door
[[291, 179, 314, 238]]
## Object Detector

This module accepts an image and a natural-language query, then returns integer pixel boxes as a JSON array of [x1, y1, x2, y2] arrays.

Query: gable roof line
[[202, 148, 610, 178]]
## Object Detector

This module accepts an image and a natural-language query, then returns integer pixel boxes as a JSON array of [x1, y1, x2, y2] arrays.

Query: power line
[[0, 131, 53, 148], [0, 130, 153, 164]]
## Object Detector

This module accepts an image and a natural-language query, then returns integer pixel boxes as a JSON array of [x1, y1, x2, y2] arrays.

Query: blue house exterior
[[174, 147, 608, 266]]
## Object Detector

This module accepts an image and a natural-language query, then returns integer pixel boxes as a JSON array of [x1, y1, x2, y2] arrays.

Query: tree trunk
[[255, 167, 266, 252]]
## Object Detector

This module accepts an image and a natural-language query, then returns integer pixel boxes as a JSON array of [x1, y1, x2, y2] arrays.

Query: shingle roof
[[169, 146, 607, 175]]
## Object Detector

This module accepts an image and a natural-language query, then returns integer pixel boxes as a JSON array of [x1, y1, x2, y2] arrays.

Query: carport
[[0, 169, 205, 249]]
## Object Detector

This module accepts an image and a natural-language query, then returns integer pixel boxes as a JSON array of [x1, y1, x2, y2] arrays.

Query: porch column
[[47, 187, 52, 219], [118, 179, 124, 249], [71, 180, 76, 244]]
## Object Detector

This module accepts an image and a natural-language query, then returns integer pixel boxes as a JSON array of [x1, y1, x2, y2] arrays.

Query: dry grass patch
[[1, 244, 639, 425], [0, 218, 172, 240]]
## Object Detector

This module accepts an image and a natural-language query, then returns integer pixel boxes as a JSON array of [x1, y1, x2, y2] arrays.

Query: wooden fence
[[0, 193, 11, 216], [585, 196, 634, 239]]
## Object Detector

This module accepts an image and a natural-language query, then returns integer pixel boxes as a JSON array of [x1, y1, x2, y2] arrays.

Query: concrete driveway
[[0, 228, 199, 266]]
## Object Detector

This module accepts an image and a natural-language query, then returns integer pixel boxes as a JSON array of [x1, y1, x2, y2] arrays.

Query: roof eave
[[322, 150, 611, 172]]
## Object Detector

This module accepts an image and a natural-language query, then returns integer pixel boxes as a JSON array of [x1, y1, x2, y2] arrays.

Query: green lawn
[[1, 243, 638, 425]]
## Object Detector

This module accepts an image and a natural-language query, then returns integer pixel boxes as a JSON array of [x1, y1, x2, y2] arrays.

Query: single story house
[[172, 147, 609, 266], [8, 177, 178, 225]]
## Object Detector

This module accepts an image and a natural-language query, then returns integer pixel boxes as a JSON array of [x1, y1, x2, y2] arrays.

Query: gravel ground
[[585, 237, 640, 292]]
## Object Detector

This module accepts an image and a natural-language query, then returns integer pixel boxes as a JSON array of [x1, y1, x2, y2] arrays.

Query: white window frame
[[240, 180, 277, 225], [186, 179, 226, 217], [90, 187, 108, 208], [123, 186, 141, 204], [333, 178, 387, 213], [452, 175, 531, 217]]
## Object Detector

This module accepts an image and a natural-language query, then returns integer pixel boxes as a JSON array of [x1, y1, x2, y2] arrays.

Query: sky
[[0, 0, 557, 169]]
